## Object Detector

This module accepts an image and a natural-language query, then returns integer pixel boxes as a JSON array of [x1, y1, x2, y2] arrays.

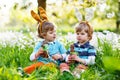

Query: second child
[[61, 21, 96, 78]]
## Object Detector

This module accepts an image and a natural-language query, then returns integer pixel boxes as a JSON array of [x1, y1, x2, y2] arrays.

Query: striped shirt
[[67, 42, 96, 65]]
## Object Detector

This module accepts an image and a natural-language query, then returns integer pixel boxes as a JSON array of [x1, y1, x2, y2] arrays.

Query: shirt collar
[[74, 41, 90, 48], [48, 41, 55, 45], [42, 40, 55, 45]]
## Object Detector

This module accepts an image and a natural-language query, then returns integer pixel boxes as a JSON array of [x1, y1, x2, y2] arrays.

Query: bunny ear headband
[[31, 7, 48, 33]]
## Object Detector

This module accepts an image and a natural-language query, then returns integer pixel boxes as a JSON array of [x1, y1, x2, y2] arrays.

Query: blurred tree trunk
[[37, 0, 46, 14], [116, 0, 120, 31]]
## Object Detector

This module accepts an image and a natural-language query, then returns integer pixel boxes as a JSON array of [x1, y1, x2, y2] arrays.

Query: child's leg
[[72, 64, 88, 78], [59, 63, 70, 72], [23, 62, 44, 74], [76, 64, 88, 70], [73, 64, 88, 74]]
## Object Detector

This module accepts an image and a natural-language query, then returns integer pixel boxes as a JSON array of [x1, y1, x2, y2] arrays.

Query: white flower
[[106, 12, 115, 18]]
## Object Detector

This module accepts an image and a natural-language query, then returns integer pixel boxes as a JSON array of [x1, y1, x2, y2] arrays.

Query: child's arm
[[73, 46, 96, 65], [30, 48, 44, 61], [30, 41, 49, 61], [35, 48, 44, 58], [70, 55, 86, 64], [85, 46, 96, 65], [70, 54, 96, 65], [84, 56, 96, 65], [54, 41, 67, 61]]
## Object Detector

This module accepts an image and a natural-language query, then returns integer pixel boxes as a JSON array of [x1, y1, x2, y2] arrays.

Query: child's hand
[[35, 48, 44, 58], [52, 53, 63, 60], [71, 54, 84, 63], [70, 54, 80, 62], [67, 55, 74, 63], [37, 48, 44, 55]]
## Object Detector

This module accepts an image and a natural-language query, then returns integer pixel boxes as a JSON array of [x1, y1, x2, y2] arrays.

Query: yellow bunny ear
[[31, 10, 42, 22], [39, 7, 48, 21]]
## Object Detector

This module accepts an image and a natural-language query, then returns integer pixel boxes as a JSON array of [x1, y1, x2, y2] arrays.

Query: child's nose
[[78, 34, 81, 37], [54, 32, 56, 35]]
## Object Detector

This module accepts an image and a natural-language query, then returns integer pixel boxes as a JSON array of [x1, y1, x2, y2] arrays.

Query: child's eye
[[76, 33, 79, 35], [49, 32, 53, 34], [81, 33, 85, 35]]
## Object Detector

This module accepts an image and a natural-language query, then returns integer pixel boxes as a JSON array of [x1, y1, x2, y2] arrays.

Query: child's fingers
[[52, 54, 62, 60], [39, 48, 44, 52], [52, 55, 56, 60]]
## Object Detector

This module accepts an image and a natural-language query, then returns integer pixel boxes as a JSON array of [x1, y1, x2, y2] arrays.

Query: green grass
[[0, 38, 120, 80]]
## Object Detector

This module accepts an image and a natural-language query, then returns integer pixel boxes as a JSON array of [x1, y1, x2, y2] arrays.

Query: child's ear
[[88, 36, 92, 40], [41, 33, 46, 38]]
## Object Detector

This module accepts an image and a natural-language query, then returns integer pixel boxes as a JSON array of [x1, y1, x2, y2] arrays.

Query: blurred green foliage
[[1, 0, 119, 34]]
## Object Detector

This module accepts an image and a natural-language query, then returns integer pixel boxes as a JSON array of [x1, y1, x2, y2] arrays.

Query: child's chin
[[79, 41, 84, 43], [50, 39, 55, 42], [53, 38, 56, 40]]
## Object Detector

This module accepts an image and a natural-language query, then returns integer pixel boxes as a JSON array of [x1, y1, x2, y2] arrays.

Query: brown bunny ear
[[31, 10, 42, 22], [39, 7, 48, 21]]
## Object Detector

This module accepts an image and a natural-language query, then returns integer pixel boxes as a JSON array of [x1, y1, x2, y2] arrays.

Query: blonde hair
[[75, 21, 93, 40]]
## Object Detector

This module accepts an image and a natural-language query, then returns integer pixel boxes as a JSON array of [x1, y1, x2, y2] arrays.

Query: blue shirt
[[67, 42, 96, 59], [32, 40, 67, 64]]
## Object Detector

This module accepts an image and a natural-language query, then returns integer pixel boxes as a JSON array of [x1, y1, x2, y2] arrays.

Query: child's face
[[44, 29, 56, 42], [76, 30, 90, 44]]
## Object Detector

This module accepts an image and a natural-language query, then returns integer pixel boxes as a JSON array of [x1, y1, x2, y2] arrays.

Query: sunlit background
[[0, 0, 63, 27], [0, 0, 120, 80], [0, 0, 118, 33]]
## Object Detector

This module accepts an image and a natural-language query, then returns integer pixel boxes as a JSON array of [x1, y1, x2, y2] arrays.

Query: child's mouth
[[53, 37, 56, 39]]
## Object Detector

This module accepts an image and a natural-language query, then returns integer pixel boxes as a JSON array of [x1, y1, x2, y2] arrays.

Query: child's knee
[[60, 63, 69, 68], [59, 63, 70, 72], [77, 64, 88, 70]]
